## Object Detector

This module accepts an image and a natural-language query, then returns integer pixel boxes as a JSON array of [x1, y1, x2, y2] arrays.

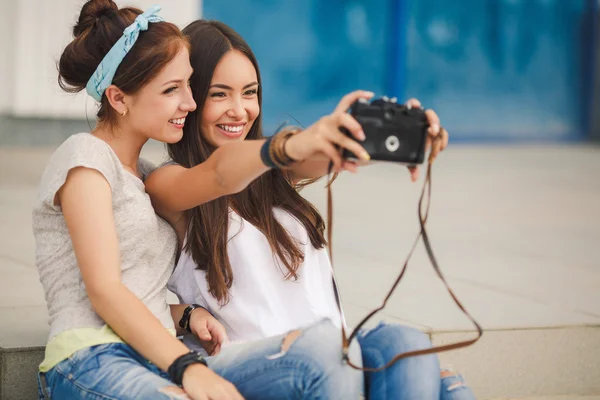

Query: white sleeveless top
[[167, 208, 341, 345]]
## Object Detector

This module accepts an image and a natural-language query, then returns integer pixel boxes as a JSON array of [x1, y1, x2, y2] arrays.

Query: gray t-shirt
[[32, 133, 177, 340]]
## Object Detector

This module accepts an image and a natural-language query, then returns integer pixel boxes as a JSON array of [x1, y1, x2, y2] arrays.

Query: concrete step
[[431, 326, 600, 399], [0, 346, 44, 400]]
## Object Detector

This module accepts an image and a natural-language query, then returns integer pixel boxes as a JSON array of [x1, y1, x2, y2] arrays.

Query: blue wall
[[202, 0, 595, 141]]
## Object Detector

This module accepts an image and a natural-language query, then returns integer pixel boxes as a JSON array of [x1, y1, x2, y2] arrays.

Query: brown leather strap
[[326, 147, 483, 372]]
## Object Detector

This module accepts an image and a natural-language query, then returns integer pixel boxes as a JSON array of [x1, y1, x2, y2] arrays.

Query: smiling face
[[199, 49, 260, 148], [123, 46, 197, 144]]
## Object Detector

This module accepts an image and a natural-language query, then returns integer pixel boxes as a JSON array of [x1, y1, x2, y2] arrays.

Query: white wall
[[115, 0, 201, 30], [4, 0, 201, 119], [0, 0, 16, 115]]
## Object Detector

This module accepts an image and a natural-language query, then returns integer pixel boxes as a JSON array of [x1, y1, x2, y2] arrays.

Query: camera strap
[[325, 148, 483, 372]]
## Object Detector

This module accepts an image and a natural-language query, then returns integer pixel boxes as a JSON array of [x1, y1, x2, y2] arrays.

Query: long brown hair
[[168, 20, 327, 305], [58, 0, 188, 125]]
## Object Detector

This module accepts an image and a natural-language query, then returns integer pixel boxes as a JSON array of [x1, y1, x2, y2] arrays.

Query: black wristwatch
[[168, 350, 208, 386], [179, 304, 206, 333]]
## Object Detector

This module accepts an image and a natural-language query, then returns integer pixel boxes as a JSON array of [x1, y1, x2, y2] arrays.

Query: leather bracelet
[[268, 132, 287, 168], [273, 130, 298, 166], [168, 351, 208, 386], [269, 128, 300, 168], [260, 127, 300, 169], [179, 304, 207, 333]]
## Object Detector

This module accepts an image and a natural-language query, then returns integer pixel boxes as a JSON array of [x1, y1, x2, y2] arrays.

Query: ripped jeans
[[38, 319, 475, 399], [356, 321, 476, 400], [38, 319, 363, 400]]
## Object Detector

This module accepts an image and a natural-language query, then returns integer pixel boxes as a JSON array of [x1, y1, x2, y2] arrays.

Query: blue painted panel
[[202, 0, 593, 140], [202, 0, 391, 134], [400, 0, 591, 140]]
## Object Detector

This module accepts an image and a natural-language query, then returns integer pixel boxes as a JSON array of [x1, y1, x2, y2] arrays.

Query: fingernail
[[431, 124, 440, 134], [365, 91, 375, 97], [358, 130, 366, 141], [361, 151, 370, 161]]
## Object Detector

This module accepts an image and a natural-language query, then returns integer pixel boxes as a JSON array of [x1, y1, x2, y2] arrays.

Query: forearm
[[152, 139, 270, 212], [210, 139, 270, 194], [288, 156, 331, 182], [90, 283, 190, 372]]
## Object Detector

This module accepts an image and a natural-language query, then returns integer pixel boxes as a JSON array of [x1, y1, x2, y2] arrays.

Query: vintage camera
[[342, 97, 429, 165]]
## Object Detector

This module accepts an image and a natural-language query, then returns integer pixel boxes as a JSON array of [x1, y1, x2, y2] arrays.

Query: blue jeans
[[38, 319, 475, 399], [38, 319, 363, 399], [357, 321, 476, 400]]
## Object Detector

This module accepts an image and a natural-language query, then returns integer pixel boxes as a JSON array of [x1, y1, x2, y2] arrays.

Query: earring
[[121, 109, 128, 117]]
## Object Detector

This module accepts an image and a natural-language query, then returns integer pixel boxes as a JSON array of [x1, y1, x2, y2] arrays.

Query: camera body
[[342, 97, 429, 165]]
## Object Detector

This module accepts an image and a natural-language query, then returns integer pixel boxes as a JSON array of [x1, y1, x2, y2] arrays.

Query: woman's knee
[[282, 319, 364, 399], [295, 318, 362, 365], [440, 368, 477, 400], [358, 322, 441, 376], [360, 322, 433, 355]]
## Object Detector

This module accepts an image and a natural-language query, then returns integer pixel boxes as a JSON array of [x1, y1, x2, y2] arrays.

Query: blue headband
[[85, 4, 164, 102]]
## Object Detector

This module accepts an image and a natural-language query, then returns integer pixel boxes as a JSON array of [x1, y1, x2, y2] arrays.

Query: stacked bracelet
[[269, 129, 296, 168], [260, 127, 300, 169]]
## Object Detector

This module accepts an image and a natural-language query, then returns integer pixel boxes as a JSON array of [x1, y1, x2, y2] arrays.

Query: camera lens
[[385, 136, 400, 152]]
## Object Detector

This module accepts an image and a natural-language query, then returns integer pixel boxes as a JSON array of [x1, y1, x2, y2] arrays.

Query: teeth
[[169, 118, 185, 125], [218, 124, 243, 133]]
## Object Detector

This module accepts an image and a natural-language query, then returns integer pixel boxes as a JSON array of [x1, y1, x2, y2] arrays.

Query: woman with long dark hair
[[147, 20, 474, 400]]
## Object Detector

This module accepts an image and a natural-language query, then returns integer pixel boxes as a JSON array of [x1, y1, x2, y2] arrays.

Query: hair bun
[[73, 0, 119, 37]]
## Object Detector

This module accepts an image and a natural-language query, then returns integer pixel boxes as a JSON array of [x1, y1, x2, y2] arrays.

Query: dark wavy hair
[[58, 0, 189, 125], [167, 20, 327, 305]]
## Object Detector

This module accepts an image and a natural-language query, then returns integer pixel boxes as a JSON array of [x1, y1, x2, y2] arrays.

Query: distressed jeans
[[38, 319, 363, 399], [38, 319, 476, 399], [357, 321, 476, 400]]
